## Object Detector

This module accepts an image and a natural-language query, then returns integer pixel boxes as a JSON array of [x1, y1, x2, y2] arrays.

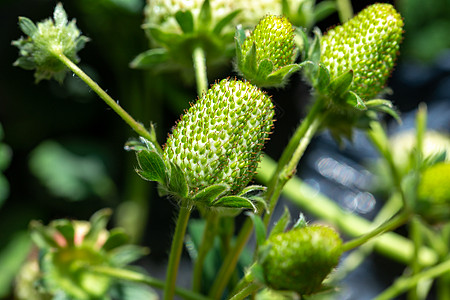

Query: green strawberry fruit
[[164, 78, 274, 193]]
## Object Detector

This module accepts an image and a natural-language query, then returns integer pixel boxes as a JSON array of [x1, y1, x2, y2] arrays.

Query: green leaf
[[212, 195, 256, 211], [168, 162, 189, 198], [213, 10, 241, 35], [346, 91, 367, 110], [192, 183, 230, 205], [136, 149, 167, 184], [256, 59, 274, 78], [52, 219, 75, 247], [84, 208, 112, 243], [247, 213, 267, 247], [102, 228, 130, 251], [313, 1, 337, 23], [265, 64, 302, 87], [108, 245, 149, 267], [329, 69, 353, 98], [175, 11, 194, 33], [18, 17, 37, 36], [129, 48, 169, 69], [269, 207, 291, 237], [0, 231, 32, 298], [199, 0, 212, 29]]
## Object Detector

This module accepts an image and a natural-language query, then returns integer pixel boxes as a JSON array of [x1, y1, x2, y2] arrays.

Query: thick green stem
[[193, 45, 208, 96], [256, 155, 438, 266], [341, 210, 411, 252], [264, 97, 325, 227], [408, 217, 423, 300], [164, 205, 192, 300], [336, 0, 353, 23], [88, 265, 209, 300], [374, 259, 450, 300], [55, 52, 162, 153]]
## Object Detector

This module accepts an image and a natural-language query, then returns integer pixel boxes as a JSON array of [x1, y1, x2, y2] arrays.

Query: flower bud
[[12, 3, 88, 83], [262, 225, 342, 295], [321, 3, 403, 100], [163, 78, 274, 193]]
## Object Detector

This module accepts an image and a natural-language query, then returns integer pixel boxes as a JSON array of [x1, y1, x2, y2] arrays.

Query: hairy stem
[[55, 52, 162, 153], [88, 265, 209, 300], [341, 210, 411, 252], [164, 205, 192, 300], [193, 45, 208, 96]]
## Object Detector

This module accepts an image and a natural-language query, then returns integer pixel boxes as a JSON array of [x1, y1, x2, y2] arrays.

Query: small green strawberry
[[262, 225, 342, 295], [320, 3, 403, 100], [164, 78, 274, 193], [236, 15, 300, 87], [12, 3, 89, 83], [417, 162, 450, 223]]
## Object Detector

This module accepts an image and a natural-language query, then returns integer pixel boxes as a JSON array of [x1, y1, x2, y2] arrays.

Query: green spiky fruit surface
[[262, 225, 342, 295], [321, 3, 403, 100], [418, 162, 450, 204], [242, 15, 296, 71], [163, 79, 274, 193]]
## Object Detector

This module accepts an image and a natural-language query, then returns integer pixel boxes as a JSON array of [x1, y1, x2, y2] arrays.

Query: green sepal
[[192, 183, 230, 206], [238, 185, 268, 212], [256, 59, 274, 79], [175, 10, 194, 33], [269, 207, 291, 237], [307, 28, 322, 64], [147, 26, 182, 47], [328, 69, 353, 99], [136, 149, 168, 184], [129, 48, 169, 69], [198, 0, 212, 30], [247, 213, 267, 247], [168, 162, 189, 198], [108, 244, 150, 267], [292, 213, 307, 229], [316, 64, 330, 91], [296, 27, 309, 59], [264, 64, 302, 87], [102, 228, 130, 252], [84, 208, 112, 243], [213, 10, 241, 35], [366, 99, 401, 123], [243, 42, 258, 74], [52, 219, 75, 247], [212, 195, 256, 211], [346, 91, 367, 110], [18, 17, 37, 37], [29, 220, 60, 249]]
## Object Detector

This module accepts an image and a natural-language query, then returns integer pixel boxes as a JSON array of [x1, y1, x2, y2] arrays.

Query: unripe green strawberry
[[241, 15, 296, 71], [262, 225, 342, 295], [163, 78, 274, 193], [417, 162, 450, 223], [321, 3, 403, 100]]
